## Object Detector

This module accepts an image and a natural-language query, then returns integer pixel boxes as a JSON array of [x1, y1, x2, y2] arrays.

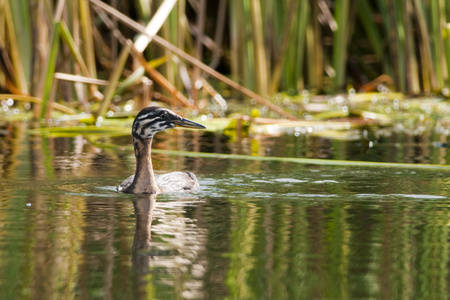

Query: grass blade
[[443, 2, 450, 91], [332, 0, 350, 91], [249, 0, 269, 95], [294, 0, 309, 92], [87, 142, 450, 170], [430, 0, 444, 90], [270, 0, 300, 94], [59, 22, 90, 76], [151, 149, 450, 170], [97, 43, 131, 118], [40, 21, 61, 119], [413, 0, 434, 93], [4, 0, 28, 93], [306, 1, 323, 92], [357, 1, 383, 59], [404, 1, 419, 94], [79, 0, 98, 84], [228, 0, 245, 87], [8, 0, 32, 87]]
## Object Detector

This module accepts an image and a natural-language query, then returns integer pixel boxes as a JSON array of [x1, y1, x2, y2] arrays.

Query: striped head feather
[[132, 106, 205, 140]]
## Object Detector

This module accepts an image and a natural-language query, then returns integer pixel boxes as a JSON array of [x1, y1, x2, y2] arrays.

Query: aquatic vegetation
[[1, 0, 450, 123]]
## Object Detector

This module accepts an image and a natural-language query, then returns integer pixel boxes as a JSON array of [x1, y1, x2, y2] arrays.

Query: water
[[0, 123, 449, 299]]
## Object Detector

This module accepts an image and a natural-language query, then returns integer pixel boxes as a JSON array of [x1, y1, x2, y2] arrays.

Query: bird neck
[[129, 136, 161, 194]]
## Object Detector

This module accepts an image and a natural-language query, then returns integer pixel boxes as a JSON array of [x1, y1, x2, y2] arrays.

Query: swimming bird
[[118, 106, 205, 194]]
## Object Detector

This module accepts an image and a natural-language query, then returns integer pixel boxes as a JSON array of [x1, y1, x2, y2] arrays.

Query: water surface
[[0, 124, 449, 299]]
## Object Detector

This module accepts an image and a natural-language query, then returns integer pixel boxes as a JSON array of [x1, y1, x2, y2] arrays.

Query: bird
[[118, 106, 206, 194]]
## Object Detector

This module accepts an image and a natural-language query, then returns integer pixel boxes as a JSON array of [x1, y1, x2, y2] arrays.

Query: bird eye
[[160, 113, 167, 119]]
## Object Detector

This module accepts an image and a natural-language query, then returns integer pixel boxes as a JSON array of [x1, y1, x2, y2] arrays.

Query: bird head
[[132, 106, 206, 140]]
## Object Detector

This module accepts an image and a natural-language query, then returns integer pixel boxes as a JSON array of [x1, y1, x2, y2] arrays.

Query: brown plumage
[[118, 106, 205, 194]]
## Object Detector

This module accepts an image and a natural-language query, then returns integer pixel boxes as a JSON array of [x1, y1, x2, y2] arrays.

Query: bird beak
[[173, 118, 206, 129]]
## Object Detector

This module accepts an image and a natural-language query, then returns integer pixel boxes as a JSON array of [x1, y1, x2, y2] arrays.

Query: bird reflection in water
[[132, 195, 156, 272], [131, 195, 206, 299]]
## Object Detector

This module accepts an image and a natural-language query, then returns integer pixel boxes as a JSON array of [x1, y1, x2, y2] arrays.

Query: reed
[[443, 2, 450, 92], [229, 0, 248, 90], [249, 0, 269, 95], [8, 0, 31, 91], [430, 0, 445, 90], [97, 43, 131, 118], [1, 0, 450, 121], [40, 22, 61, 119], [306, 1, 323, 92], [332, 0, 350, 91], [2, 0, 28, 93], [282, 0, 309, 93], [227, 0, 450, 95]]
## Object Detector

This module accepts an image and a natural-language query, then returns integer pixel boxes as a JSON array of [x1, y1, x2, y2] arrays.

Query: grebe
[[118, 106, 205, 194]]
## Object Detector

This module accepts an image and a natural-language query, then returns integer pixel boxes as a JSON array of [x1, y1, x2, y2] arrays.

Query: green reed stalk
[[150, 149, 450, 170], [8, 0, 32, 89], [4, 0, 28, 93], [115, 67, 145, 95], [227, 0, 253, 91], [97, 43, 131, 118], [0, 2, 3, 88], [283, 0, 310, 93], [283, 21, 296, 91], [374, 0, 394, 81], [270, 0, 299, 94], [261, 1, 272, 73], [390, 0, 406, 93], [69, 0, 80, 67], [40, 22, 61, 119], [228, 0, 242, 87], [332, 0, 350, 91], [306, 1, 323, 92], [60, 22, 90, 77], [413, 0, 433, 93], [357, 1, 382, 60], [443, 1, 450, 88], [243, 0, 255, 91], [114, 53, 168, 96], [404, 1, 420, 94], [430, 0, 444, 90], [136, 0, 152, 22], [160, 0, 180, 87], [79, 0, 97, 82], [294, 0, 309, 92], [249, 0, 268, 95], [229, 0, 253, 94]]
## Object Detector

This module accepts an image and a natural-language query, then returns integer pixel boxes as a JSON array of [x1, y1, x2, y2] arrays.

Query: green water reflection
[[0, 125, 449, 299]]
